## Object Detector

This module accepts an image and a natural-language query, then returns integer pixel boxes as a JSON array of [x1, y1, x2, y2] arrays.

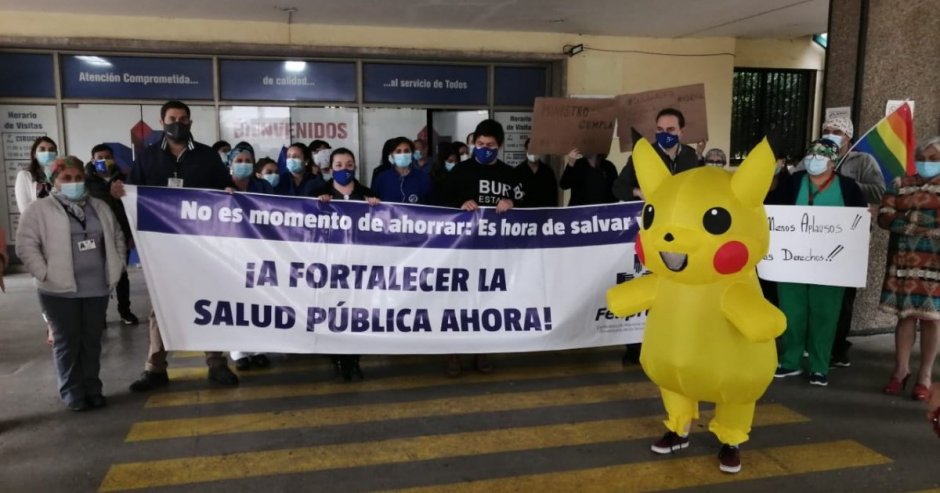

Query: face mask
[[286, 158, 305, 174], [232, 162, 253, 179], [655, 132, 679, 149], [93, 159, 109, 174], [313, 149, 331, 168], [445, 162, 456, 171], [804, 155, 830, 176], [262, 173, 280, 188], [413, 150, 423, 161], [916, 161, 940, 179], [527, 153, 540, 163], [37, 150, 57, 166], [59, 182, 86, 201], [822, 133, 844, 149], [473, 146, 498, 165], [332, 169, 354, 186], [218, 151, 230, 164], [460, 153, 470, 162], [389, 153, 413, 168], [163, 122, 192, 143]]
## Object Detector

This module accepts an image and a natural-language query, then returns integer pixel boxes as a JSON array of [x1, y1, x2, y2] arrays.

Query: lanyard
[[808, 174, 836, 206]]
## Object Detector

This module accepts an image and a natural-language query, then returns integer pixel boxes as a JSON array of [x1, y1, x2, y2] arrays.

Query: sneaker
[[66, 400, 89, 412], [85, 394, 107, 409], [718, 444, 741, 473], [650, 431, 690, 454], [250, 354, 270, 368], [774, 366, 803, 378], [120, 312, 140, 326], [622, 345, 641, 366], [208, 365, 239, 386], [129, 371, 169, 392], [830, 354, 851, 368], [234, 357, 251, 371], [809, 372, 829, 387]]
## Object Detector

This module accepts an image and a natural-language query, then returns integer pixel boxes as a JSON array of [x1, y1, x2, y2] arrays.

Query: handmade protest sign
[[122, 186, 647, 353], [757, 205, 871, 288], [528, 97, 618, 155], [615, 83, 708, 151]]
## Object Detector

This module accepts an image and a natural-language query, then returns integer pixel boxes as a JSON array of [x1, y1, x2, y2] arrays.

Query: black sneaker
[[650, 431, 690, 454], [66, 400, 89, 412], [208, 365, 239, 386], [85, 394, 107, 409], [250, 354, 271, 368], [830, 354, 851, 368], [622, 345, 641, 366], [774, 366, 802, 378], [718, 444, 741, 473], [234, 357, 251, 371], [120, 312, 140, 326], [809, 372, 829, 387], [129, 371, 169, 392]]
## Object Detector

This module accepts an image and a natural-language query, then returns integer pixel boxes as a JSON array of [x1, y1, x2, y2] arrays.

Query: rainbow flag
[[846, 102, 915, 183]]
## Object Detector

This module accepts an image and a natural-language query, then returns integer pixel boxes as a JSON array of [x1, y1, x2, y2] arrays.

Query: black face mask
[[163, 122, 192, 143]]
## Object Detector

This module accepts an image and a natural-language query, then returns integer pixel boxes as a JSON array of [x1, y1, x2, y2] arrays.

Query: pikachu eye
[[642, 204, 655, 230], [703, 207, 731, 235]]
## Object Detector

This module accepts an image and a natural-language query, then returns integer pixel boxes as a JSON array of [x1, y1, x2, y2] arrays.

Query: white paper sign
[[824, 106, 851, 122], [757, 205, 871, 288]]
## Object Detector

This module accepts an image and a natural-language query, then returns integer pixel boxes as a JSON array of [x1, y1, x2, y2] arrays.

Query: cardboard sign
[[757, 205, 871, 288], [616, 84, 708, 151], [528, 98, 617, 155]]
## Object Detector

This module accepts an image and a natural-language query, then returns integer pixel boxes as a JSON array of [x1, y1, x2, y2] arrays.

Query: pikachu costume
[[607, 138, 786, 448]]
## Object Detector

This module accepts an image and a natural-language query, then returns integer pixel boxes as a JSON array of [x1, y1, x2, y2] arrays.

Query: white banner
[[123, 186, 647, 353], [758, 205, 871, 288]]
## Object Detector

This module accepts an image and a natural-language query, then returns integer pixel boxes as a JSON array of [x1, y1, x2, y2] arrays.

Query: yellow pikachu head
[[633, 138, 775, 285]]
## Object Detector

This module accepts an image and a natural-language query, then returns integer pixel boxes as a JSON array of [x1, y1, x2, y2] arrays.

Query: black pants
[[832, 288, 857, 358], [39, 294, 109, 406], [115, 268, 131, 315]]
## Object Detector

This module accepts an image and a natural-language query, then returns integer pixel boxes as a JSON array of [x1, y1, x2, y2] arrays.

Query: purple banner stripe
[[135, 187, 641, 250]]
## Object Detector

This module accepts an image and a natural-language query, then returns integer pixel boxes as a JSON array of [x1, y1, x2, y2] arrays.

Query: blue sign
[[0, 53, 55, 98], [61, 55, 213, 100], [220, 60, 356, 102], [495, 66, 547, 107], [363, 63, 487, 105]]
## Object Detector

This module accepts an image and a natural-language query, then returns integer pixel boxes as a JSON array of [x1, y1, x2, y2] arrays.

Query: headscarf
[[822, 117, 854, 139]]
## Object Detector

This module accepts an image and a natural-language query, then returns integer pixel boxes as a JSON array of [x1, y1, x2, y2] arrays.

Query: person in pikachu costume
[[606, 137, 786, 474]]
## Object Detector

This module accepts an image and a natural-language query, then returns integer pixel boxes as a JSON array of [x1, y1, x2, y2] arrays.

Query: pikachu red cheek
[[713, 241, 748, 275], [636, 235, 646, 266]]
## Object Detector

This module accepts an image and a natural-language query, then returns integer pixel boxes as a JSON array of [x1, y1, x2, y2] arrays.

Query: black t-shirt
[[514, 160, 558, 208], [447, 158, 523, 208], [559, 158, 618, 206]]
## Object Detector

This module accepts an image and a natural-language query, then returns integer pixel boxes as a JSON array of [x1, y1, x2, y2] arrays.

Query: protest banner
[[615, 84, 708, 151], [757, 205, 871, 288], [122, 186, 647, 354], [528, 97, 617, 155]]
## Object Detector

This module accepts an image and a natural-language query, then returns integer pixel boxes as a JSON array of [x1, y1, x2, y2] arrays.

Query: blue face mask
[[333, 168, 354, 186], [804, 155, 831, 176], [262, 173, 280, 188], [445, 161, 456, 172], [389, 153, 413, 168], [473, 146, 498, 164], [286, 158, 305, 174], [655, 132, 679, 149], [822, 133, 844, 149], [916, 161, 940, 179], [37, 151, 57, 166], [413, 150, 423, 161], [94, 159, 109, 174], [232, 162, 253, 179], [59, 182, 86, 201]]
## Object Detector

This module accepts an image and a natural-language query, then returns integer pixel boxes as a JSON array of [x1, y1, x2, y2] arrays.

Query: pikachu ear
[[633, 138, 671, 196], [730, 138, 775, 206]]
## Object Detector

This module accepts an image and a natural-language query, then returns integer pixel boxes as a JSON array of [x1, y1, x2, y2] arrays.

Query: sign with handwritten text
[[757, 205, 871, 288]]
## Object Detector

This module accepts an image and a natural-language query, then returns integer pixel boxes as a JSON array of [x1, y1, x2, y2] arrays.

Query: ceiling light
[[284, 61, 307, 72], [76, 55, 113, 67]]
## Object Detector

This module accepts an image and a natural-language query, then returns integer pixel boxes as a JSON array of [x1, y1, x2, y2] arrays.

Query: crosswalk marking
[[390, 440, 891, 493], [127, 381, 660, 441], [146, 360, 632, 408], [99, 404, 807, 491]]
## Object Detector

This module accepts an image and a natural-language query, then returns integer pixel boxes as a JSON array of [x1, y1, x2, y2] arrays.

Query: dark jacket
[[612, 143, 700, 201], [559, 157, 618, 206], [372, 167, 433, 204], [772, 170, 867, 207], [275, 171, 325, 197], [514, 160, 559, 208], [127, 138, 232, 190], [84, 163, 132, 243], [316, 180, 376, 201]]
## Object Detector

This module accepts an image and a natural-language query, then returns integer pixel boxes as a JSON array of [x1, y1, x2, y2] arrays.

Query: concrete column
[[824, 0, 940, 332]]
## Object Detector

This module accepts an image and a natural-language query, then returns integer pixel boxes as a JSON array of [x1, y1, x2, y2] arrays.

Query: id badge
[[167, 177, 184, 188], [78, 239, 97, 252]]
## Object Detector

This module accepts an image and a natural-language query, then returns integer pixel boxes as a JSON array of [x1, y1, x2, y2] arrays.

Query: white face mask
[[460, 153, 471, 162], [527, 153, 540, 163], [313, 149, 331, 168]]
